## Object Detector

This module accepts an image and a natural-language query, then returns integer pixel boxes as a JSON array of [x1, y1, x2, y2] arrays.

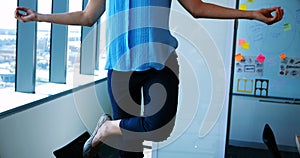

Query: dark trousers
[[107, 53, 179, 158]]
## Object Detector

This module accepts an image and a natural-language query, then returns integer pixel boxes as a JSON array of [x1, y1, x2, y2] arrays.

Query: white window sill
[[0, 72, 107, 116], [0, 90, 48, 114]]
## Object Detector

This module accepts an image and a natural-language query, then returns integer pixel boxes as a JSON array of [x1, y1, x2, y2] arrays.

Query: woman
[[15, 0, 283, 158]]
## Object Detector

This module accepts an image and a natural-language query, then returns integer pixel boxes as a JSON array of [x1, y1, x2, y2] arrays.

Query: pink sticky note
[[256, 54, 266, 64], [238, 39, 246, 46]]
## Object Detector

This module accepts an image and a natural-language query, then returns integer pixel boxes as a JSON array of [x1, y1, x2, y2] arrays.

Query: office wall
[[229, 0, 300, 151], [153, 0, 236, 157], [0, 81, 111, 158], [232, 0, 300, 99], [229, 96, 300, 150]]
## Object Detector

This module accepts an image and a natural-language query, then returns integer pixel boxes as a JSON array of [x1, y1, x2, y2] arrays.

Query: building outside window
[[67, 0, 83, 84], [36, 0, 52, 85], [0, 0, 17, 90], [0, 0, 106, 91]]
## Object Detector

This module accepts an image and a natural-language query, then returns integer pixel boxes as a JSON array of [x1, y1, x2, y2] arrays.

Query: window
[[36, 0, 52, 86], [0, 0, 17, 90], [67, 0, 83, 84], [0, 0, 109, 115], [95, 11, 107, 78]]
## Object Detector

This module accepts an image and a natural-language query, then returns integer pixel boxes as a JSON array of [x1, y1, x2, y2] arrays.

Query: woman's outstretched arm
[[178, 0, 284, 25], [15, 0, 106, 26]]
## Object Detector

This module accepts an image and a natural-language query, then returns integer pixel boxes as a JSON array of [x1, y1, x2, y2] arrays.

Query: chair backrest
[[262, 124, 281, 158], [296, 135, 300, 155]]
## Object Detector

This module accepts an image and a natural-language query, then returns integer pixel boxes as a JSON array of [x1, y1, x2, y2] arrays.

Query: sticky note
[[247, 0, 254, 3], [235, 53, 244, 62], [256, 54, 266, 64], [238, 39, 246, 46], [242, 42, 250, 50], [239, 4, 248, 10], [283, 23, 292, 31], [280, 53, 286, 60]]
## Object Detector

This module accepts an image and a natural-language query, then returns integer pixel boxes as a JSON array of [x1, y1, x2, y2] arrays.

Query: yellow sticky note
[[283, 23, 292, 31], [242, 42, 250, 50], [240, 4, 248, 10], [247, 0, 254, 3]]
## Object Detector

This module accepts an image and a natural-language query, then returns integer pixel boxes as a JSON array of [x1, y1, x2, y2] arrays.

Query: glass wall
[[96, 11, 107, 77], [0, 0, 107, 90], [36, 0, 52, 85], [0, 0, 17, 90], [67, 0, 82, 83]]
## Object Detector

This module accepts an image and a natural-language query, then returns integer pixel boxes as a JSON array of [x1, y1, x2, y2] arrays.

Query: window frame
[[0, 0, 107, 116]]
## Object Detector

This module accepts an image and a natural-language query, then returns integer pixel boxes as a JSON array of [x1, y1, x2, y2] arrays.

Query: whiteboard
[[232, 0, 300, 99]]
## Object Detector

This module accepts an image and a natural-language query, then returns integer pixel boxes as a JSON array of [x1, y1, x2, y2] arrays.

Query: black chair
[[53, 132, 90, 158], [53, 131, 119, 158], [263, 124, 281, 158]]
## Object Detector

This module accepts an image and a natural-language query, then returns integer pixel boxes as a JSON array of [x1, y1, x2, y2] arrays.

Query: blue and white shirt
[[105, 0, 178, 71]]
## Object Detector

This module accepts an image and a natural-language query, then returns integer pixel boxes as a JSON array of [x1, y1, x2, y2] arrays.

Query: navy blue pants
[[107, 53, 179, 158]]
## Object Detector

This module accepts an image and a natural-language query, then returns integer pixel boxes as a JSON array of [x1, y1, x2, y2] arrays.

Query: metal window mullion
[[95, 20, 101, 71], [16, 0, 38, 93], [49, 0, 69, 84], [80, 0, 97, 75]]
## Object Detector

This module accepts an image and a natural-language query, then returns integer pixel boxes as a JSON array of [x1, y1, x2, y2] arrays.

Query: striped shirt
[[105, 0, 178, 71]]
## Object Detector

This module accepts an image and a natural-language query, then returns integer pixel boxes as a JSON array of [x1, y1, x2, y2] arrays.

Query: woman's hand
[[15, 7, 38, 22], [253, 7, 284, 25], [14, 0, 106, 26]]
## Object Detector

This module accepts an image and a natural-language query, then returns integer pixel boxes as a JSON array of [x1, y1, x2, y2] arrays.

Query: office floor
[[226, 145, 300, 158], [97, 144, 300, 158], [143, 141, 152, 158]]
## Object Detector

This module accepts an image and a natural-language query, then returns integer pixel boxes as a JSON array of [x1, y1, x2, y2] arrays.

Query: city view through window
[[0, 0, 17, 89], [0, 0, 84, 90], [36, 0, 52, 85], [67, 0, 83, 84], [0, 26, 15, 89]]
